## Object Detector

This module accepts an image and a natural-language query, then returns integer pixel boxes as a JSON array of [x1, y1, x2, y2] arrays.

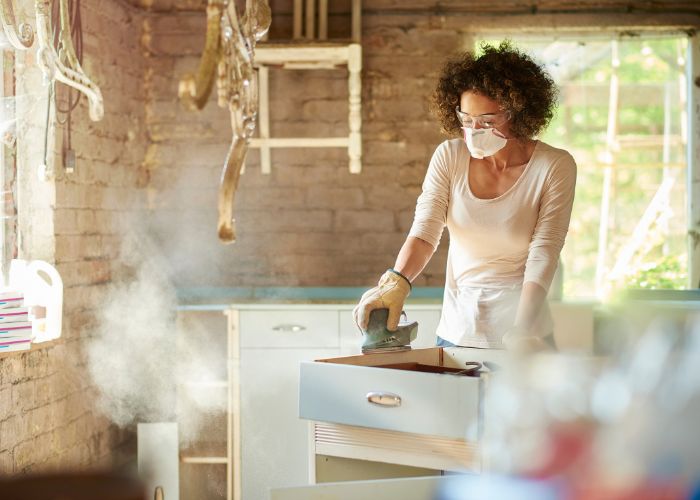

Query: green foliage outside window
[[479, 36, 690, 299]]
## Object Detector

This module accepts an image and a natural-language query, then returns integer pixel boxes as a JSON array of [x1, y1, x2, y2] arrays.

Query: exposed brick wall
[[143, 2, 700, 289], [2, 0, 699, 476], [0, 0, 146, 473], [143, 9, 454, 288]]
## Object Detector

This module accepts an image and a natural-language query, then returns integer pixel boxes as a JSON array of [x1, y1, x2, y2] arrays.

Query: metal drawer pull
[[366, 392, 402, 407], [272, 324, 306, 333]]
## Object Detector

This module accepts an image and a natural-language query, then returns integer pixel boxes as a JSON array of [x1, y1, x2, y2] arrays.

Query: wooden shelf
[[0, 339, 60, 359], [181, 456, 229, 465], [250, 137, 348, 148], [181, 380, 228, 389]]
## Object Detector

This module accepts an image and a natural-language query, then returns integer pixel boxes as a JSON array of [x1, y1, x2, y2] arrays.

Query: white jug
[[9, 259, 63, 343]]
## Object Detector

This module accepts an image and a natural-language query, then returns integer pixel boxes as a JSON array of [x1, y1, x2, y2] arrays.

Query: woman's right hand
[[353, 269, 411, 332]]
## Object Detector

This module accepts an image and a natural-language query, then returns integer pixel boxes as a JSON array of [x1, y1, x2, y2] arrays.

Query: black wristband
[[388, 268, 412, 290]]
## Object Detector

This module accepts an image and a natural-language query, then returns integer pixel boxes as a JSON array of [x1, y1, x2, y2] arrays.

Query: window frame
[[687, 33, 700, 289], [0, 48, 18, 285]]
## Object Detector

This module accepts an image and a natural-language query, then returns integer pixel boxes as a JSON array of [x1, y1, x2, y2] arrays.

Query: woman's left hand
[[502, 326, 551, 353]]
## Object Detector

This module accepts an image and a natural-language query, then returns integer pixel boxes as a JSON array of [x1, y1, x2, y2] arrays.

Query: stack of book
[[0, 290, 30, 353]]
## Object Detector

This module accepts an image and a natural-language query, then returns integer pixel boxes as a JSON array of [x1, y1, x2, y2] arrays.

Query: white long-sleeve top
[[409, 138, 577, 348]]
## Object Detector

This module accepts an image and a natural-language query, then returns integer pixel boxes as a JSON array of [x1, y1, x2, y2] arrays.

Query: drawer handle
[[271, 324, 307, 333], [366, 392, 402, 407]]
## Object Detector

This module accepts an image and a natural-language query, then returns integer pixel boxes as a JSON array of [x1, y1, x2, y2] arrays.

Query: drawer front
[[339, 308, 442, 355], [240, 310, 339, 348], [299, 361, 480, 440]]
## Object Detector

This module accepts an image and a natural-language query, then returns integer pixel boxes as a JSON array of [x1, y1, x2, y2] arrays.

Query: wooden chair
[[253, 0, 363, 173]]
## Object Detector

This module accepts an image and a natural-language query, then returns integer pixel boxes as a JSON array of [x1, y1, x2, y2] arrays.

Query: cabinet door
[[241, 348, 339, 500], [339, 307, 442, 355]]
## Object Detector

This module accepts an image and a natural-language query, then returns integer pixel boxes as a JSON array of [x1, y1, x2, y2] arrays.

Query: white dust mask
[[462, 127, 507, 159]]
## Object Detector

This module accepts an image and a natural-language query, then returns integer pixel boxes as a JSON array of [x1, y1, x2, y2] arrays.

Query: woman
[[353, 41, 576, 350]]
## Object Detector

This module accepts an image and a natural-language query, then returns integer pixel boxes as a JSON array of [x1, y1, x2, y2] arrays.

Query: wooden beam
[[293, 0, 303, 39], [305, 0, 315, 39], [319, 0, 328, 40], [351, 0, 362, 42]]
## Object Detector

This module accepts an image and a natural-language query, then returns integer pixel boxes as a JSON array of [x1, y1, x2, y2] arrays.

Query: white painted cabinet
[[241, 347, 338, 499], [238, 304, 442, 500], [177, 303, 443, 500], [237, 306, 341, 500], [271, 475, 449, 500]]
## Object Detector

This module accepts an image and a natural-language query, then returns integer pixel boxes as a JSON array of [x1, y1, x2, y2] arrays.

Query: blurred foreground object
[[0, 472, 145, 500], [436, 473, 689, 500], [478, 314, 700, 499], [138, 423, 179, 500]]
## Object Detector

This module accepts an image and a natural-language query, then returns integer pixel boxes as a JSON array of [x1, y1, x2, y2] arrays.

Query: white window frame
[[687, 33, 700, 288]]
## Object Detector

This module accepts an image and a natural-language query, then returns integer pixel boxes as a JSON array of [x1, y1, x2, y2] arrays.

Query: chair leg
[[348, 43, 362, 173]]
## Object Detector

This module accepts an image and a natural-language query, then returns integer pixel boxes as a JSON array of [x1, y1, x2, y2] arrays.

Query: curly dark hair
[[432, 41, 558, 140]]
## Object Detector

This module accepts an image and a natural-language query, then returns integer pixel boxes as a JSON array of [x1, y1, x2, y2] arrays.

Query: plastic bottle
[[9, 259, 63, 343]]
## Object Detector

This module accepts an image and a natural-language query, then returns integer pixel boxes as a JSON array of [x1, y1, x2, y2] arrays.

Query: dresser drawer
[[299, 348, 481, 440], [240, 310, 339, 348]]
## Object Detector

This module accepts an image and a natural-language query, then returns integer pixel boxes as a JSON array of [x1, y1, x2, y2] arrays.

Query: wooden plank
[[319, 0, 328, 40], [255, 45, 350, 64], [293, 0, 303, 39], [250, 137, 349, 148], [315, 347, 442, 366], [305, 0, 315, 39], [351, 0, 362, 42], [181, 456, 229, 464]]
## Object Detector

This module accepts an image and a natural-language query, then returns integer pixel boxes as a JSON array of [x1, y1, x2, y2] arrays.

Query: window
[[0, 48, 18, 284], [477, 35, 692, 299]]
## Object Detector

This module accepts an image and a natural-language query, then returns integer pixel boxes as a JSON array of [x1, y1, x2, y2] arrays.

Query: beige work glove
[[502, 326, 551, 353], [353, 269, 412, 332]]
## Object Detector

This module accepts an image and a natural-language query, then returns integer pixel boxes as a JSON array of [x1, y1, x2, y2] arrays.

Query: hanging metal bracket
[[0, 0, 33, 49]]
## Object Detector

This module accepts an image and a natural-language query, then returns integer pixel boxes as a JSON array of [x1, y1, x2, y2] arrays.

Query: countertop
[[176, 286, 445, 307], [175, 286, 699, 311]]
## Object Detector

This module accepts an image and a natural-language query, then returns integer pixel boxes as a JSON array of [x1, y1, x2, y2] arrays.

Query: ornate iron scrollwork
[[0, 0, 34, 49], [179, 0, 271, 244], [35, 0, 103, 122]]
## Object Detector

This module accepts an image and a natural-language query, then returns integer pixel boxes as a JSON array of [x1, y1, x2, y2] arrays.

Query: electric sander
[[361, 308, 418, 354]]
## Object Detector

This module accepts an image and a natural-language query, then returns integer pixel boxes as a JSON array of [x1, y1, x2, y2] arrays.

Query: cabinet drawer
[[299, 348, 481, 440], [240, 310, 339, 348]]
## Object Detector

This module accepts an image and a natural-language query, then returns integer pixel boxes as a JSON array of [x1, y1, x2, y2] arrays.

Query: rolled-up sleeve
[[408, 141, 452, 249], [523, 154, 577, 291]]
